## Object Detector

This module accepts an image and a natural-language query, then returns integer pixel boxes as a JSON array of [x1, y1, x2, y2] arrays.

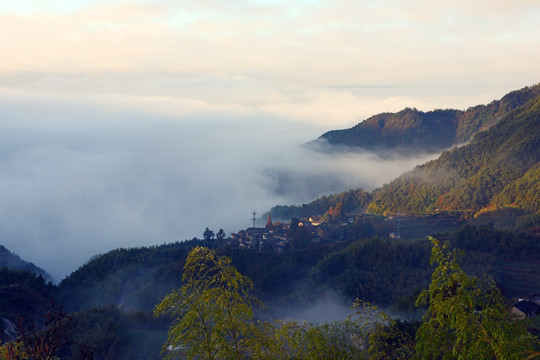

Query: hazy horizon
[[1, 0, 539, 279]]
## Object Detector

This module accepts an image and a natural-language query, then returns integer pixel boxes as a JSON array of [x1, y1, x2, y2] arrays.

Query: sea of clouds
[[0, 91, 443, 280]]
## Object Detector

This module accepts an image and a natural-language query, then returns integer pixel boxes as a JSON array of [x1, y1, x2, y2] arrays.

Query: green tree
[[202, 228, 215, 242], [154, 247, 407, 360], [368, 319, 419, 359], [216, 229, 226, 241], [154, 247, 259, 360], [260, 319, 363, 360], [247, 300, 391, 360], [286, 217, 312, 250], [415, 237, 537, 359]]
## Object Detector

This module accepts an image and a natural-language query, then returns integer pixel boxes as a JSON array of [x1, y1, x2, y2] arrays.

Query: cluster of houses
[[226, 210, 469, 253], [228, 214, 343, 253]]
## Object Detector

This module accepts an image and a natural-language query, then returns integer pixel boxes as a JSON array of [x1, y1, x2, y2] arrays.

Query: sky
[[0, 0, 539, 280]]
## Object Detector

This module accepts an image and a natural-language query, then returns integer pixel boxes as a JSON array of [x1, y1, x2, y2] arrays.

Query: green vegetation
[[319, 107, 460, 151], [51, 221, 538, 316], [311, 237, 432, 308], [1, 224, 538, 359], [0, 303, 167, 360], [0, 303, 110, 360], [287, 85, 540, 221], [154, 247, 260, 360], [64, 306, 167, 360], [493, 164, 540, 214], [1, 221, 532, 359], [267, 188, 371, 221], [308, 225, 540, 308], [415, 237, 536, 359], [368, 95, 540, 216], [154, 244, 538, 359], [154, 247, 401, 360], [58, 239, 204, 311], [273, 97, 540, 221]]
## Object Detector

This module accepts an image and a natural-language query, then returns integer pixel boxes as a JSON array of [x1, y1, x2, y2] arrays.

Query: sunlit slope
[[316, 84, 540, 153], [368, 96, 540, 216]]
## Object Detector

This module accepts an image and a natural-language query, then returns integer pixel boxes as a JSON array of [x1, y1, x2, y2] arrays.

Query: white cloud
[[0, 92, 442, 279]]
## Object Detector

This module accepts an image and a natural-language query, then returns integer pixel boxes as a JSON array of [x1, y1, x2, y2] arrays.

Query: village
[[221, 206, 468, 254], [227, 212, 346, 253], [223, 210, 540, 319]]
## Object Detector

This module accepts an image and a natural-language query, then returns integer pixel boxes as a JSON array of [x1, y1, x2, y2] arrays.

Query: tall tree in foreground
[[415, 237, 537, 360], [155, 247, 402, 360], [154, 247, 259, 360]]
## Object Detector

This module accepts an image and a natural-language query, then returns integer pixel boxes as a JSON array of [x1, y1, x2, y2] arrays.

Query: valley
[[0, 84, 539, 359]]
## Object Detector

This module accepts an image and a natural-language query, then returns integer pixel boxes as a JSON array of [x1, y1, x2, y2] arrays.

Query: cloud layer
[[0, 95, 438, 279]]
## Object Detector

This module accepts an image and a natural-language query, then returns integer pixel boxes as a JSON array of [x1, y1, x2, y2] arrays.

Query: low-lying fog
[[0, 99, 440, 281], [1, 0, 536, 283]]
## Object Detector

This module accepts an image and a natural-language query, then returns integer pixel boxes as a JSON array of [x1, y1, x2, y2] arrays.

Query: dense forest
[[267, 188, 371, 221], [0, 84, 539, 359], [2, 235, 538, 359], [368, 94, 540, 216], [1, 220, 537, 359]]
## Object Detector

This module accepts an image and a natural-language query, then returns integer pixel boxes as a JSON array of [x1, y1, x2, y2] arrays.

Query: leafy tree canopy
[[415, 237, 537, 359]]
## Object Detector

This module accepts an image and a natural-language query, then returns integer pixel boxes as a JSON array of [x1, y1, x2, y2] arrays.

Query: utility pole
[[397, 209, 401, 239]]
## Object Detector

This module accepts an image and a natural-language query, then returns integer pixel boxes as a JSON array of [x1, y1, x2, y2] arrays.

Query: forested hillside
[[267, 188, 371, 221], [57, 240, 204, 311], [0, 245, 53, 282], [315, 84, 540, 153], [56, 239, 347, 314], [278, 90, 539, 220], [0, 268, 55, 323], [368, 95, 540, 216]]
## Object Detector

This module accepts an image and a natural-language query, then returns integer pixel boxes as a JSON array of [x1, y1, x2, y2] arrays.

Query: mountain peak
[[315, 83, 540, 154]]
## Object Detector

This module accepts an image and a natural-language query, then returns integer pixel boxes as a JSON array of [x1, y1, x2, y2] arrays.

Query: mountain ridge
[[314, 83, 540, 153], [0, 244, 54, 283]]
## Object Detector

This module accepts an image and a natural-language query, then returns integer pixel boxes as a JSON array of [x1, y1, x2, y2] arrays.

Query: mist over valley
[[0, 98, 443, 280]]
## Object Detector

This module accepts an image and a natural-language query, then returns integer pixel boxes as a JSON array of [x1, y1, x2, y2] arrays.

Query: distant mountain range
[[314, 84, 540, 154]]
